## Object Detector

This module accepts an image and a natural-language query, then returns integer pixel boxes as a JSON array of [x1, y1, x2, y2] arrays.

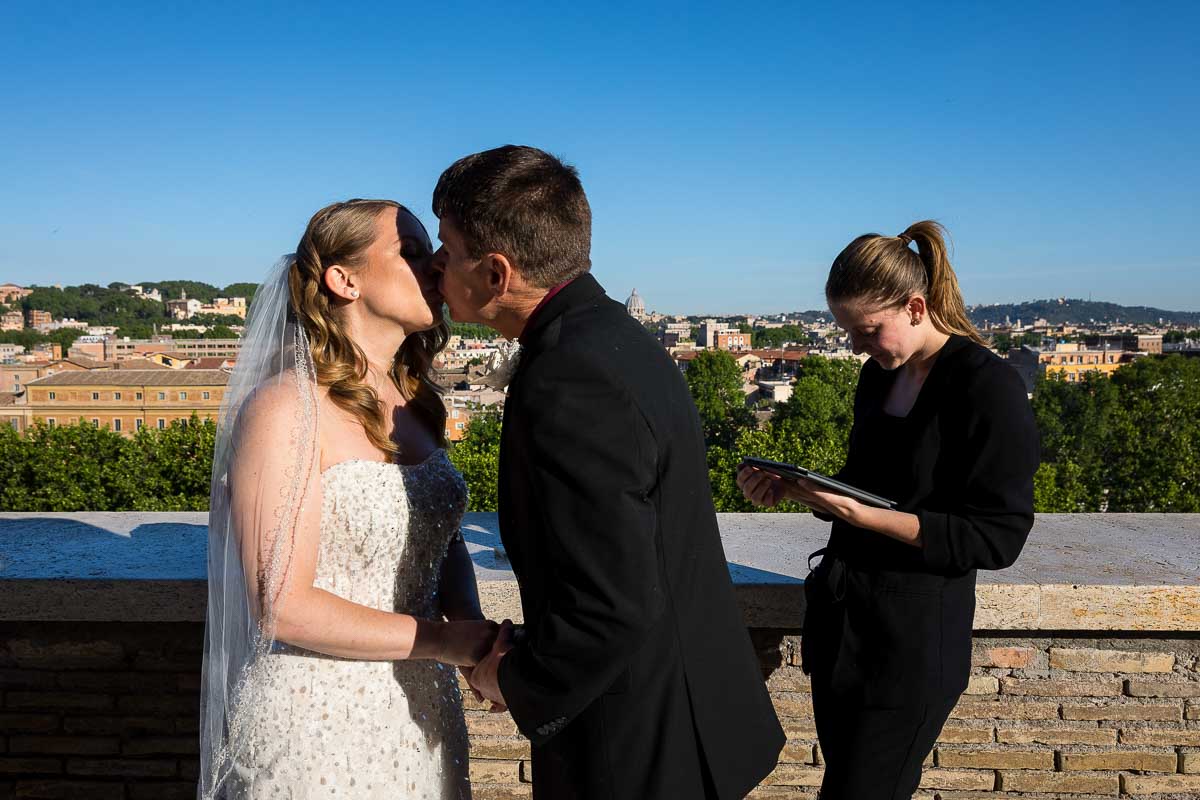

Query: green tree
[[0, 417, 216, 512], [684, 350, 754, 450], [114, 323, 156, 340], [447, 408, 502, 511], [448, 321, 500, 340], [708, 355, 861, 512], [140, 281, 222, 303], [1103, 355, 1200, 511], [113, 416, 216, 510], [1032, 355, 1200, 512], [0, 421, 129, 511], [190, 313, 245, 327], [752, 325, 807, 349], [222, 283, 260, 303]]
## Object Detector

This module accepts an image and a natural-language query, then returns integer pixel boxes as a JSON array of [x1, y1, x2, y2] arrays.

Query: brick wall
[[1, 622, 202, 800], [4, 624, 1198, 799]]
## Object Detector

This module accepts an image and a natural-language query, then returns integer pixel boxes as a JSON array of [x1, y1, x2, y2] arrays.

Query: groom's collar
[[517, 272, 604, 346]]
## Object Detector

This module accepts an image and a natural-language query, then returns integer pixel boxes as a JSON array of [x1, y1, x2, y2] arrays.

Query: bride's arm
[[227, 385, 494, 664], [439, 535, 486, 622]]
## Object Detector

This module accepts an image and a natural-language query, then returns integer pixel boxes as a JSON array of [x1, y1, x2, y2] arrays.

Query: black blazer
[[803, 335, 1040, 706], [496, 274, 784, 799]]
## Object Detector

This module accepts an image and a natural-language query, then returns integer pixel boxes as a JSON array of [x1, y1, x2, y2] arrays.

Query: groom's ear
[[484, 252, 519, 299]]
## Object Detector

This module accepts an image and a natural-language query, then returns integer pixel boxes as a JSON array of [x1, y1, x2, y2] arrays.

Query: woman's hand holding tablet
[[739, 458, 897, 509]]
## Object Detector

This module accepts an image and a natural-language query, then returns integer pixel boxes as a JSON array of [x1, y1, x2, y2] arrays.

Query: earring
[[350, 290, 360, 298], [910, 316, 920, 326]]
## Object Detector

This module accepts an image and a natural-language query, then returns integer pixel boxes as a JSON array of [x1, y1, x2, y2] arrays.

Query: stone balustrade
[[2, 512, 1198, 799]]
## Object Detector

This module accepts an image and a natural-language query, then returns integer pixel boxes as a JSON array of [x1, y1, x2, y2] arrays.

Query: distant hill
[[967, 299, 1200, 327]]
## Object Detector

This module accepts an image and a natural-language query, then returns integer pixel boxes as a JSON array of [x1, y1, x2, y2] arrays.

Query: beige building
[[714, 331, 751, 351], [199, 297, 248, 319], [0, 283, 32, 303], [27, 309, 52, 330], [2, 310, 24, 331], [1, 392, 22, 432], [1083, 333, 1163, 355], [442, 388, 506, 442], [166, 293, 203, 320], [18, 369, 229, 435], [103, 337, 242, 361], [1007, 342, 1140, 392]]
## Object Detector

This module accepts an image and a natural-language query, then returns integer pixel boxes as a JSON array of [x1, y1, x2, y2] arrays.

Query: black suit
[[804, 335, 1040, 799], [496, 274, 784, 799]]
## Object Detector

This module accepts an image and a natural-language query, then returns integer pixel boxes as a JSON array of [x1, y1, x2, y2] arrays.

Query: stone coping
[[1, 512, 1197, 631]]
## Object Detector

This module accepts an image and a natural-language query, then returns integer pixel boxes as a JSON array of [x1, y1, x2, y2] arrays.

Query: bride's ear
[[323, 265, 360, 301]]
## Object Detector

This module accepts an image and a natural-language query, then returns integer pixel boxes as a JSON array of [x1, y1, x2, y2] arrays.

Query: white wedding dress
[[224, 452, 471, 799]]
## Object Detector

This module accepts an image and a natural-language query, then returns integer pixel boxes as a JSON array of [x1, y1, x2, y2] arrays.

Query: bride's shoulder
[[231, 375, 320, 439]]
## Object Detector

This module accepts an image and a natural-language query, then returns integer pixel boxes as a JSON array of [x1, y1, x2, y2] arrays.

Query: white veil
[[198, 255, 319, 799]]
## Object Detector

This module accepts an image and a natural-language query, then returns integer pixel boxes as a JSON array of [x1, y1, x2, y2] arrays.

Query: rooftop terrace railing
[[2, 513, 1198, 799]]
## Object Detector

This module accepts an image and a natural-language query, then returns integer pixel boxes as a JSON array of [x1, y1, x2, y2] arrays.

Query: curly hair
[[287, 199, 448, 457]]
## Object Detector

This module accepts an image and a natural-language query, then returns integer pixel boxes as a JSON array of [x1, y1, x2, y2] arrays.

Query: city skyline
[[5, 278, 1200, 323], [2, 2, 1198, 312]]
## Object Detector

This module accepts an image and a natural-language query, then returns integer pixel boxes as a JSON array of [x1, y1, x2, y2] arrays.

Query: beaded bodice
[[317, 451, 468, 619]]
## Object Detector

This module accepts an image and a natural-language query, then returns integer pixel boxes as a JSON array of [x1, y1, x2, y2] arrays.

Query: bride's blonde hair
[[288, 199, 448, 457]]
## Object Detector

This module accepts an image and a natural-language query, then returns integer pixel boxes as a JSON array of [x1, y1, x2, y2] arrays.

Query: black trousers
[[812, 679, 958, 800]]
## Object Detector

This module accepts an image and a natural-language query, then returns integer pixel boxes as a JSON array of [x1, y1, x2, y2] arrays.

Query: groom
[[430, 145, 784, 799]]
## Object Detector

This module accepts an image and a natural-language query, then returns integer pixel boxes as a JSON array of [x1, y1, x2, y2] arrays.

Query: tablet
[[740, 457, 898, 509]]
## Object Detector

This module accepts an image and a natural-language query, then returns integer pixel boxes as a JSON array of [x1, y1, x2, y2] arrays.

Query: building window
[[135, 419, 143, 431], [113, 419, 122, 432], [136, 392, 143, 400], [48, 392, 56, 400], [158, 392, 166, 400], [157, 418, 166, 429], [91, 418, 100, 427], [179, 391, 188, 400], [46, 418, 56, 428], [202, 391, 210, 400], [452, 409, 459, 419], [9, 419, 18, 431], [92, 392, 100, 400], [114, 392, 122, 400], [455, 422, 465, 430]]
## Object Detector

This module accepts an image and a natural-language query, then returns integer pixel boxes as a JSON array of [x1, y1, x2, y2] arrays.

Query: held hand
[[736, 465, 791, 508], [437, 620, 500, 667], [468, 619, 515, 713], [737, 465, 865, 524]]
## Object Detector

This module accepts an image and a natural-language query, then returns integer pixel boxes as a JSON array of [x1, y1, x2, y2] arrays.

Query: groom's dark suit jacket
[[496, 274, 784, 799]]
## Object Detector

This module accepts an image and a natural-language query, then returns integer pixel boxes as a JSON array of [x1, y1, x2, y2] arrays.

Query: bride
[[199, 199, 497, 799]]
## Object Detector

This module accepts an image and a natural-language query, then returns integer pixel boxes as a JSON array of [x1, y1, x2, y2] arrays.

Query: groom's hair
[[433, 145, 591, 288]]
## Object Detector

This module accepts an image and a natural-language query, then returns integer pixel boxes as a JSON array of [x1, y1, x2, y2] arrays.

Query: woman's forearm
[[439, 538, 486, 621], [271, 586, 443, 660], [850, 505, 923, 547]]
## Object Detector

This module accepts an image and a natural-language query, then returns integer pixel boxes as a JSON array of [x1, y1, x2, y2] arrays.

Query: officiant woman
[[738, 221, 1039, 800]]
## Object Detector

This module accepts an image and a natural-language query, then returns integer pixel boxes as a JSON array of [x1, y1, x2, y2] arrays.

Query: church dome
[[625, 288, 646, 316]]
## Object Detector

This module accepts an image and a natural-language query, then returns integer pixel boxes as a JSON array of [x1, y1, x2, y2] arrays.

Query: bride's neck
[[344, 317, 407, 394]]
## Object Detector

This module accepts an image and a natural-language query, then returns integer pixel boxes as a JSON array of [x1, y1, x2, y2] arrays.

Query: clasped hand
[[442, 618, 516, 713]]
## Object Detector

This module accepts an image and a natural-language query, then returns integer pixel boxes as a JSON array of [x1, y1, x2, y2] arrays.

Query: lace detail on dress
[[224, 451, 472, 799]]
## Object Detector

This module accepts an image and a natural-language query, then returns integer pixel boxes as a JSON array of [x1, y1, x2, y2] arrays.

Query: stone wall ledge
[[2, 512, 1198, 631]]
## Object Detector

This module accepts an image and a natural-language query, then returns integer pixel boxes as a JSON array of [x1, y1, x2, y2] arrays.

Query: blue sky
[[2, 1, 1197, 314]]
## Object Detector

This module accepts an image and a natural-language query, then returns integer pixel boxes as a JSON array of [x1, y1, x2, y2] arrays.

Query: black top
[[804, 335, 1039, 705], [496, 274, 784, 799]]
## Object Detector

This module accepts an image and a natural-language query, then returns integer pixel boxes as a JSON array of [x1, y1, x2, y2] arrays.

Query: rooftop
[[26, 369, 231, 387]]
